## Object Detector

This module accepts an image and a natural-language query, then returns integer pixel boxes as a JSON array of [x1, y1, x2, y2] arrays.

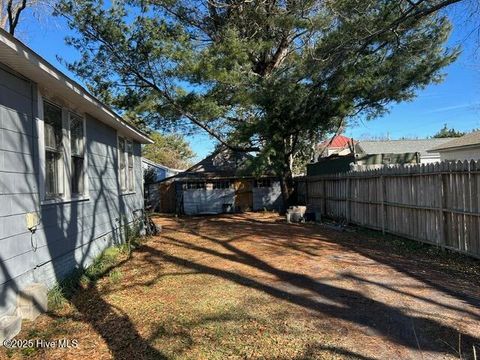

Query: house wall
[[183, 189, 236, 215], [0, 64, 144, 317], [179, 179, 283, 215], [143, 161, 181, 183], [252, 181, 283, 211], [419, 153, 441, 164], [439, 147, 480, 162], [142, 162, 167, 182]]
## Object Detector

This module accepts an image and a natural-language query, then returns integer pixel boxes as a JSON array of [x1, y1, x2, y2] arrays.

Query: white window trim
[[118, 134, 136, 195], [69, 110, 89, 200], [38, 90, 89, 205]]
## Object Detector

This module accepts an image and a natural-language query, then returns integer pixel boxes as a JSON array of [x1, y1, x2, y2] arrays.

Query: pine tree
[[57, 0, 461, 206]]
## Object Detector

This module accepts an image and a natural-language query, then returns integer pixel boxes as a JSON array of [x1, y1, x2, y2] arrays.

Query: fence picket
[[303, 161, 480, 259]]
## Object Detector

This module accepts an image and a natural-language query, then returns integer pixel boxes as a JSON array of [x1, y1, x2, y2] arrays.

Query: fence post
[[380, 174, 385, 234], [346, 176, 351, 223], [305, 177, 309, 207], [438, 170, 445, 247], [322, 179, 327, 216]]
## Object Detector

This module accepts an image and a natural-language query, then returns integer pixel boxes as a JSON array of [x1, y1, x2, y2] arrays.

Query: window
[[70, 113, 85, 196], [44, 101, 64, 199], [42, 100, 87, 202], [255, 179, 272, 188], [119, 137, 127, 191], [213, 180, 232, 189], [118, 137, 135, 193], [127, 140, 134, 192], [183, 182, 206, 190]]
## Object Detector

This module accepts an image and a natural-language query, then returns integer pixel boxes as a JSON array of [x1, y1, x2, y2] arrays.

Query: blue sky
[[14, 2, 480, 161], [346, 2, 480, 141]]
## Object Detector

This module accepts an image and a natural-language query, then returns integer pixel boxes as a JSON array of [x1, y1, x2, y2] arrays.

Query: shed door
[[234, 180, 253, 211], [159, 182, 176, 213]]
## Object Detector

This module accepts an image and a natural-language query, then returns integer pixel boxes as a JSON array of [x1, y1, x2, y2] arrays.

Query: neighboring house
[[149, 147, 283, 214], [142, 158, 183, 211], [356, 139, 455, 164], [317, 135, 355, 159], [307, 138, 455, 175], [0, 29, 152, 336], [427, 131, 480, 161], [142, 158, 183, 182]]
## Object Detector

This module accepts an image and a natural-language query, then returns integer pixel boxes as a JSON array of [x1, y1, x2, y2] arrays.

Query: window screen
[[70, 114, 85, 195], [44, 101, 63, 198]]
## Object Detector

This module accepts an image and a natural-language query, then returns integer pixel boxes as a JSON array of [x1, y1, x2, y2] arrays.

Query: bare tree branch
[[6, 0, 26, 35]]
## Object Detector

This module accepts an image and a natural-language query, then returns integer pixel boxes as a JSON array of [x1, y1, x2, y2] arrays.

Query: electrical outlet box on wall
[[25, 212, 39, 231]]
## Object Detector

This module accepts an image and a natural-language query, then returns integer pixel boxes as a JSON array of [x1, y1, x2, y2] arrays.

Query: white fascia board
[[0, 29, 153, 144]]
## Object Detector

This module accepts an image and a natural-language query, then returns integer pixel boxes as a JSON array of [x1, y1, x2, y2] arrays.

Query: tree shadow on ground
[[149, 215, 480, 358], [189, 215, 480, 310], [72, 283, 167, 360]]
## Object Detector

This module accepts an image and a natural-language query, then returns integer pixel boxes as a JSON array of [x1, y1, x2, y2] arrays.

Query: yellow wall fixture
[[25, 212, 40, 232]]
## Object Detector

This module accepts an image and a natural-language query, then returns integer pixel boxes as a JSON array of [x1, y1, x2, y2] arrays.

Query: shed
[[142, 158, 184, 211], [150, 147, 283, 214]]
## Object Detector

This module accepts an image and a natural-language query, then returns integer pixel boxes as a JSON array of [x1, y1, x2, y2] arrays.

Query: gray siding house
[[355, 139, 454, 164], [427, 131, 480, 161], [0, 29, 152, 334], [142, 158, 183, 182]]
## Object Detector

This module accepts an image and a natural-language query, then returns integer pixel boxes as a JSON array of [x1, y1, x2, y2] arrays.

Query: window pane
[[127, 141, 134, 191], [213, 181, 231, 189], [72, 156, 84, 195], [44, 101, 63, 199], [255, 179, 271, 188], [119, 138, 127, 190], [128, 165, 134, 192], [44, 102, 62, 151], [46, 151, 60, 197], [70, 114, 84, 156]]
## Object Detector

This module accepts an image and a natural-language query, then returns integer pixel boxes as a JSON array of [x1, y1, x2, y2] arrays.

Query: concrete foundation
[[16, 283, 48, 321], [0, 315, 21, 342]]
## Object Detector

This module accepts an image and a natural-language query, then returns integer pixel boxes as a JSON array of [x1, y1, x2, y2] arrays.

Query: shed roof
[[0, 28, 152, 144], [177, 147, 253, 179], [427, 131, 480, 152], [357, 138, 454, 156], [161, 146, 277, 182], [141, 158, 184, 173]]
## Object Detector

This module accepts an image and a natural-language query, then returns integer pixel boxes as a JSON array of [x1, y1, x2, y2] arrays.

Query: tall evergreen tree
[[56, 0, 461, 205]]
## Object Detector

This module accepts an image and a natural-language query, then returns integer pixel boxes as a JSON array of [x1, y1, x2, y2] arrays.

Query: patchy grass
[[46, 221, 146, 312], [2, 213, 479, 360], [47, 247, 126, 311], [108, 269, 123, 284], [354, 226, 480, 279]]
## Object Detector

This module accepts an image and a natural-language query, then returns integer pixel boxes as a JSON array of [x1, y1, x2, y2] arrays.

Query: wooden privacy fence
[[305, 160, 480, 259]]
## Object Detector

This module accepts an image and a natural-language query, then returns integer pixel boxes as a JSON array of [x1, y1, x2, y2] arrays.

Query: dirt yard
[[2, 213, 480, 360]]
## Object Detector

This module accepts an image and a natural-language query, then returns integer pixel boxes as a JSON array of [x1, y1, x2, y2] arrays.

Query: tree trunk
[[279, 165, 294, 214]]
